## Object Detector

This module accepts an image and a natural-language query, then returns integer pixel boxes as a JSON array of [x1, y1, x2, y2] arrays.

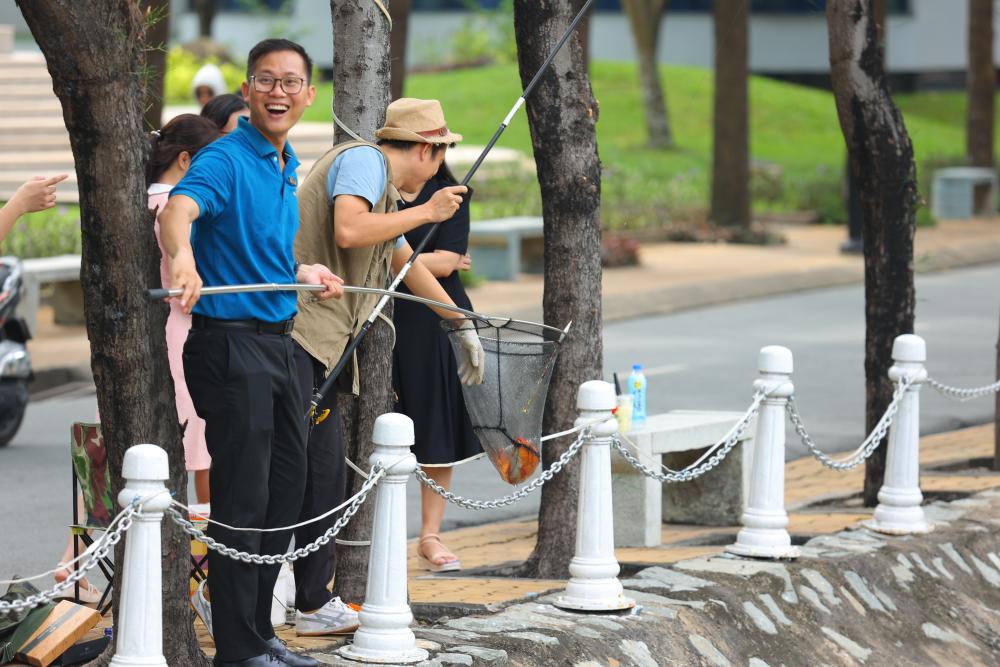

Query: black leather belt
[[192, 314, 294, 335]]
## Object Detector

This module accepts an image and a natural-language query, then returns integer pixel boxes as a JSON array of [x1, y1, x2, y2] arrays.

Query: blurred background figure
[[0, 175, 69, 243], [191, 62, 227, 108]]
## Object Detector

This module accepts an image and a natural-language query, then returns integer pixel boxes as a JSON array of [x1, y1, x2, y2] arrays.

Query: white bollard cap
[[759, 346, 793, 374], [892, 334, 926, 363], [577, 380, 616, 411], [372, 412, 415, 448], [122, 444, 169, 481]]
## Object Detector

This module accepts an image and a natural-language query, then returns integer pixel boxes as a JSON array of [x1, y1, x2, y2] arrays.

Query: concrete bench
[[931, 167, 998, 219], [612, 410, 756, 548], [21, 254, 82, 334], [467, 216, 543, 281]]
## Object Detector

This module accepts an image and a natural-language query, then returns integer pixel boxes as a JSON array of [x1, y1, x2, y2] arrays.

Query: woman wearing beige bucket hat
[[288, 96, 485, 633]]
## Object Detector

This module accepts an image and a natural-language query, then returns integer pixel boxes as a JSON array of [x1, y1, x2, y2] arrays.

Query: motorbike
[[0, 257, 32, 447]]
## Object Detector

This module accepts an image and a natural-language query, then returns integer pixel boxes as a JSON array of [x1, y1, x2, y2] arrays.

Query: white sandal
[[417, 534, 461, 573]]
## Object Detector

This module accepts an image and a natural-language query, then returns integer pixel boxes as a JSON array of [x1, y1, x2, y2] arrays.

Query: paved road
[[2, 264, 997, 588]]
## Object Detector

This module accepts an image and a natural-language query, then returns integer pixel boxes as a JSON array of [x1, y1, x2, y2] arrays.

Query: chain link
[[927, 377, 1000, 401], [1, 505, 138, 615], [167, 464, 384, 566], [611, 393, 764, 483], [787, 375, 913, 471], [415, 432, 587, 509]]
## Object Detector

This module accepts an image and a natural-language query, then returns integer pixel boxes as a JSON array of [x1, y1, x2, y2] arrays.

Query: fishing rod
[[145, 284, 569, 338], [306, 0, 595, 420]]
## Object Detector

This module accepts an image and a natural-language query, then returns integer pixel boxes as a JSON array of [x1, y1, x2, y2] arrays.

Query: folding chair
[[69, 422, 115, 615]]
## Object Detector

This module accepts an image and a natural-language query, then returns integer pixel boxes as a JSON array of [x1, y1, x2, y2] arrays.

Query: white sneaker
[[294, 597, 359, 636], [190, 579, 213, 637]]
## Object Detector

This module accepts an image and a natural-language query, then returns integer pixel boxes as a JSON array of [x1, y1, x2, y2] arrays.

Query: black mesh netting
[[442, 317, 567, 485]]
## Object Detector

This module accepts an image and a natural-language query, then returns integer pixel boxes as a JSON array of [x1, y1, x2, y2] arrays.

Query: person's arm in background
[[0, 175, 69, 243], [417, 249, 470, 278]]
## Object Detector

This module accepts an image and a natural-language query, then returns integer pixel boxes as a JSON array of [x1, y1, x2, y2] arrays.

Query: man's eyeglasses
[[249, 75, 306, 95]]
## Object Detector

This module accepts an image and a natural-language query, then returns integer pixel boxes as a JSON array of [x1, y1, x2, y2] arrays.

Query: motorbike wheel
[[0, 378, 28, 447]]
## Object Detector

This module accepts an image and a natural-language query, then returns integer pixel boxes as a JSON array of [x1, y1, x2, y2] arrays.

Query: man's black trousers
[[183, 327, 306, 663], [291, 342, 347, 612]]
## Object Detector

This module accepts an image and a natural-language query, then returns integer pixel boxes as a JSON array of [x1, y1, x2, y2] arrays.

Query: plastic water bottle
[[628, 364, 647, 426]]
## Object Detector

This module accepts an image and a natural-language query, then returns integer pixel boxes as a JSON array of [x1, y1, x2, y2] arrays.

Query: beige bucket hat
[[375, 98, 463, 145]]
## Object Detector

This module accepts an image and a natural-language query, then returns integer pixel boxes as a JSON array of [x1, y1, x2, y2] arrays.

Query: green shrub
[[1, 205, 82, 259]]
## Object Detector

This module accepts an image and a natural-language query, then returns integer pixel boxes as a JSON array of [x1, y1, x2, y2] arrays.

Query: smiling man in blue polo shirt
[[159, 39, 339, 667]]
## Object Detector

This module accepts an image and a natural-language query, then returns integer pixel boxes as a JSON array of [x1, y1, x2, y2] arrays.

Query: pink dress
[[149, 184, 210, 471]]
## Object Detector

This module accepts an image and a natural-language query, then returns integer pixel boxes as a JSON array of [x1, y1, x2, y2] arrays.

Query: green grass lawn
[[306, 62, 982, 229]]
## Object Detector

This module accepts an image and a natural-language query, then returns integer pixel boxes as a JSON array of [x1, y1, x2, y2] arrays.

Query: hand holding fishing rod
[[305, 0, 595, 420]]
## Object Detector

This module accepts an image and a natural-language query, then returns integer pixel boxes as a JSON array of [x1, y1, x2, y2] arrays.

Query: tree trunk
[[994, 310, 1000, 470], [967, 0, 995, 169], [16, 2, 203, 665], [710, 0, 750, 229], [622, 0, 672, 149], [390, 0, 411, 100], [329, 0, 392, 602], [513, 0, 602, 579], [194, 0, 215, 39], [573, 0, 591, 73], [827, 0, 918, 507], [142, 1, 170, 130]]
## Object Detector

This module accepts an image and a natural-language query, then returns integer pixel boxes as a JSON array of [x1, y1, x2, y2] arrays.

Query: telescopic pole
[[307, 0, 595, 419]]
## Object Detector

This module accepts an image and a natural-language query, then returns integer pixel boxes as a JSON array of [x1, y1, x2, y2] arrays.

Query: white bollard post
[[866, 334, 931, 535], [726, 346, 799, 559], [555, 380, 635, 611], [109, 444, 170, 667], [338, 413, 427, 665]]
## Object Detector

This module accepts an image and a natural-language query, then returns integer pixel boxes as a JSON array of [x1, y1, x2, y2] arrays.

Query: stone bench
[[467, 216, 543, 281], [612, 410, 755, 548], [21, 254, 82, 334], [931, 167, 998, 219]]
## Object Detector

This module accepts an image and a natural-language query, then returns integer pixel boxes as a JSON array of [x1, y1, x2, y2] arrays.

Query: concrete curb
[[28, 363, 91, 397]]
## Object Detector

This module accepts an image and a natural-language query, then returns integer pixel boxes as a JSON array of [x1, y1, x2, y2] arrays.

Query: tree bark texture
[[16, 2, 202, 666], [827, 0, 917, 506], [710, 0, 750, 229], [195, 0, 215, 39], [513, 0, 602, 579], [142, 0, 170, 130], [967, 0, 995, 168], [390, 0, 411, 100], [622, 0, 672, 148], [329, 0, 393, 603], [331, 0, 392, 145], [994, 310, 1000, 470], [573, 0, 591, 73]]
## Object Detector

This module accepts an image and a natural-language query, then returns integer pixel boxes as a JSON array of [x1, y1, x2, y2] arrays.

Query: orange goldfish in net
[[491, 437, 541, 485]]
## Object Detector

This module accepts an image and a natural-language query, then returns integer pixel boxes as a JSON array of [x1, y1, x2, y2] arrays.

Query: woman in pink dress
[[145, 114, 221, 501]]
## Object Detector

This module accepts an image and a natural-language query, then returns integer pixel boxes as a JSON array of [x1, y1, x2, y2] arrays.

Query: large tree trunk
[[142, 0, 170, 130], [329, 0, 392, 603], [513, 0, 602, 579], [194, 0, 215, 39], [967, 0, 995, 169], [16, 2, 202, 665], [994, 311, 1000, 470], [828, 0, 918, 507], [389, 0, 411, 100], [710, 0, 750, 229], [622, 0, 672, 148]]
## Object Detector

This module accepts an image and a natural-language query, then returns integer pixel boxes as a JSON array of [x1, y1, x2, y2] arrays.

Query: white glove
[[456, 324, 485, 385]]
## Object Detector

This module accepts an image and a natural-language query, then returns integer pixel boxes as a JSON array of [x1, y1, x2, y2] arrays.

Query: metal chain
[[415, 432, 587, 509], [787, 375, 913, 471], [167, 464, 384, 566], [0, 505, 137, 615], [611, 393, 764, 483], [927, 377, 1000, 401]]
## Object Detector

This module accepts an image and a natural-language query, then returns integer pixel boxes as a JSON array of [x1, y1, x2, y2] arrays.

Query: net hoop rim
[[444, 315, 570, 343]]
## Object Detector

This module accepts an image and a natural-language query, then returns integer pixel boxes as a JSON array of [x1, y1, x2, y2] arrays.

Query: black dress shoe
[[266, 637, 318, 667], [213, 652, 285, 666]]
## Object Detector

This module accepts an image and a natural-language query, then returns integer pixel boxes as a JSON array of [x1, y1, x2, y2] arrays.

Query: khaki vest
[[292, 140, 398, 393]]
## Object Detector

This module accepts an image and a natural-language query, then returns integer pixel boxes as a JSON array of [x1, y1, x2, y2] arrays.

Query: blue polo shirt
[[172, 116, 300, 322]]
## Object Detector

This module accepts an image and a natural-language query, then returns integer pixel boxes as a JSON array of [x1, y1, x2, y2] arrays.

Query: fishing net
[[443, 316, 568, 485]]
